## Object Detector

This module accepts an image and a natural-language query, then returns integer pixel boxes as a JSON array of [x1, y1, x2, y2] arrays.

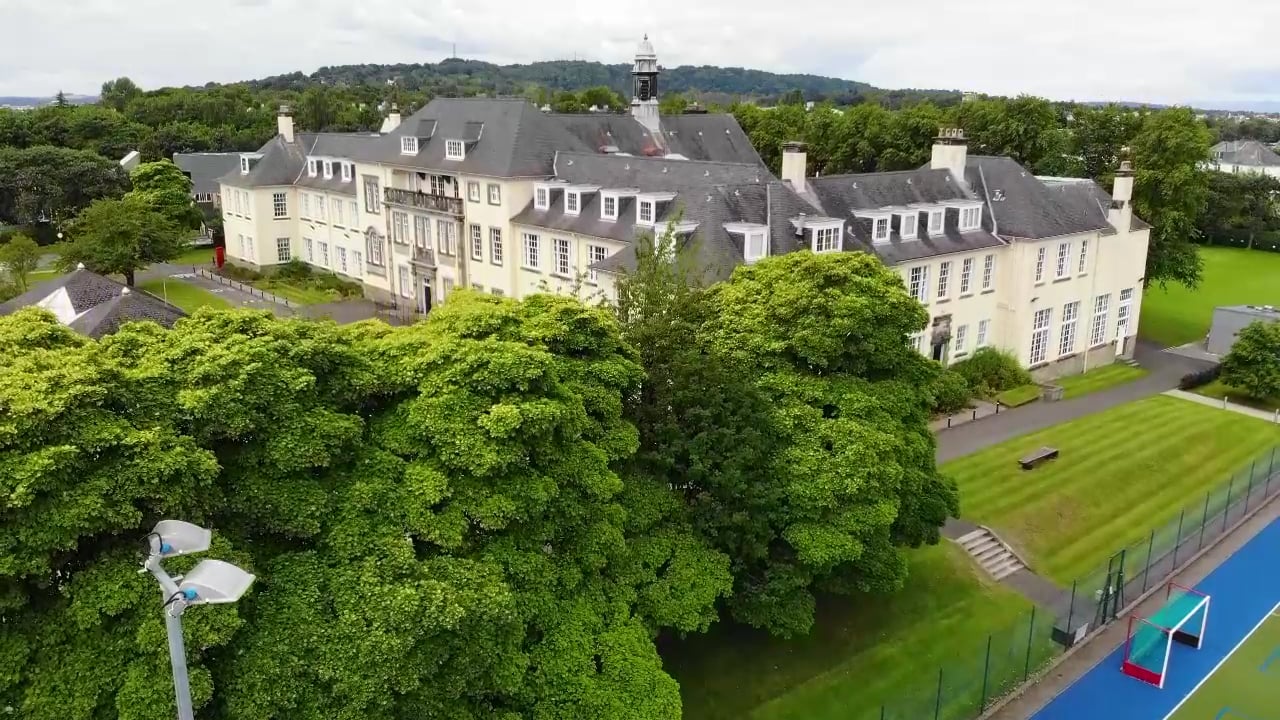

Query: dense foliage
[[1221, 320, 1280, 400], [1197, 171, 1280, 252], [950, 347, 1034, 397], [0, 233, 41, 292], [0, 144, 130, 226], [58, 196, 190, 285]]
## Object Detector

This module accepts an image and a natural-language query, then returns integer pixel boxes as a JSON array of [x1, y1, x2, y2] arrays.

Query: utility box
[[1207, 305, 1280, 356]]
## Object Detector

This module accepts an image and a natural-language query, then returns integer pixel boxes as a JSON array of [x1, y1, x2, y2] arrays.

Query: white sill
[[959, 293, 974, 299], [521, 266, 540, 273]]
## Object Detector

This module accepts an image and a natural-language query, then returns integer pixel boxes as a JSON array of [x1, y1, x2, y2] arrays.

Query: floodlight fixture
[[150, 519, 211, 557], [177, 559, 256, 606]]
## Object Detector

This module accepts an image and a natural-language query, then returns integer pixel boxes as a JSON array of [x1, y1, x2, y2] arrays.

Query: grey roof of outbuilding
[[550, 113, 765, 166], [0, 268, 185, 338], [174, 153, 242, 196], [1213, 140, 1280, 167]]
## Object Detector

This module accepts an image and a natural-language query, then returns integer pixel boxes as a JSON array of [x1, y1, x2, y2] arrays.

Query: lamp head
[[177, 559, 255, 605], [151, 520, 211, 557]]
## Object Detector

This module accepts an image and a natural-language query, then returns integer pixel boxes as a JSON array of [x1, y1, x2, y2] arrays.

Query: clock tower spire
[[631, 34, 661, 133]]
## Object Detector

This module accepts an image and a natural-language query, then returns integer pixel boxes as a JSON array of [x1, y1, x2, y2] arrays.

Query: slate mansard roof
[[1212, 140, 1280, 167], [0, 268, 186, 338], [551, 113, 765, 166], [174, 153, 242, 197]]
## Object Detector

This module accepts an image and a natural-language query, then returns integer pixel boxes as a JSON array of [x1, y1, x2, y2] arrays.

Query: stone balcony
[[384, 187, 463, 216]]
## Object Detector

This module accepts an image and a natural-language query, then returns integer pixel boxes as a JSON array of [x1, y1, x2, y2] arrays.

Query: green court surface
[[1167, 609, 1280, 720]]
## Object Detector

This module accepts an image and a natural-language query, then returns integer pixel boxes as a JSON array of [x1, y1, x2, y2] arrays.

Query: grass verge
[[1140, 247, 1280, 347], [996, 384, 1040, 407], [943, 395, 1280, 583], [1192, 379, 1280, 413], [1055, 364, 1148, 399], [137, 279, 231, 313]]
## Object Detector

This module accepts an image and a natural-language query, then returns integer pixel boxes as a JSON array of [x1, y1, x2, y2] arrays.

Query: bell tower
[[631, 34, 661, 133]]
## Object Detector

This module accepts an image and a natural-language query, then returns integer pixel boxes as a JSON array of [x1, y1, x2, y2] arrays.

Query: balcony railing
[[412, 245, 436, 266], [384, 187, 463, 216]]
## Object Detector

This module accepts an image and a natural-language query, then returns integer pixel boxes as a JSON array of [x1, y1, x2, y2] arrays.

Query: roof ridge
[[556, 150, 764, 169]]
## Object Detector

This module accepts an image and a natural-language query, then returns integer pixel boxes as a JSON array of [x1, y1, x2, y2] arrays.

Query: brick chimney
[[277, 104, 294, 143]]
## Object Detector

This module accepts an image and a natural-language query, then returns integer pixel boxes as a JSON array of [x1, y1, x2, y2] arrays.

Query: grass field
[[944, 395, 1280, 583], [1167, 608, 1280, 720], [1140, 247, 1280, 347], [251, 280, 338, 305], [997, 384, 1041, 407], [665, 545, 1041, 720], [1193, 379, 1280, 413], [137, 279, 231, 313], [1056, 364, 1148, 399], [170, 245, 217, 266]]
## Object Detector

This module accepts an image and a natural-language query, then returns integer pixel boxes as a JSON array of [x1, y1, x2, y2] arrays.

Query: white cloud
[[2, 0, 1278, 106]]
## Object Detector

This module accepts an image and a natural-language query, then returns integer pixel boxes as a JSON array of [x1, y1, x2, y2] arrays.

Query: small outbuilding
[[1206, 305, 1280, 356]]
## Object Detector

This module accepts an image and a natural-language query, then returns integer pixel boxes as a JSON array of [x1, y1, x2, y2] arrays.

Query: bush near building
[[950, 347, 1033, 398]]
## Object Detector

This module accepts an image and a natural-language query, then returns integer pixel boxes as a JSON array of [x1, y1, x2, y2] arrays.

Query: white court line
[[1160, 600, 1280, 720]]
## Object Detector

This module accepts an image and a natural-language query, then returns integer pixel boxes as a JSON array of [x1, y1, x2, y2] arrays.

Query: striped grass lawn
[[666, 544, 1038, 720], [1140, 247, 1280, 347], [137, 279, 231, 313], [1055, 364, 1148, 399], [944, 395, 1280, 584]]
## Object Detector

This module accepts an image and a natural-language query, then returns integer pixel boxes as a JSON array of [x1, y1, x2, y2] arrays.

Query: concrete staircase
[[956, 527, 1026, 581]]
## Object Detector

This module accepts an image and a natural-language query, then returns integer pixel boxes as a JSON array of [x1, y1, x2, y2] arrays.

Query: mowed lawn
[[1056, 364, 1148, 399], [137, 279, 231, 313], [944, 395, 1280, 583], [1140, 247, 1280, 347], [665, 545, 1038, 720]]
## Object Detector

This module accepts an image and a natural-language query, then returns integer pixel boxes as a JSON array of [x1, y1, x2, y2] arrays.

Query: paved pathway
[[935, 342, 1214, 463], [1163, 388, 1280, 423], [138, 263, 294, 316]]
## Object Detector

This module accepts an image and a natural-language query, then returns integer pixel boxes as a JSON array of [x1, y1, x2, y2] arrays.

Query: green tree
[[54, 90, 69, 107], [0, 233, 42, 291], [683, 252, 957, 636], [1131, 107, 1214, 288], [125, 160, 203, 231], [0, 145, 130, 225], [1221, 320, 1280, 401], [659, 93, 690, 116], [1070, 104, 1143, 181], [101, 77, 143, 113], [60, 197, 188, 285]]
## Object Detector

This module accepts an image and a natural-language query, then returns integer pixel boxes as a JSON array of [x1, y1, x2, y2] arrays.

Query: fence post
[[980, 634, 993, 711], [1141, 529, 1155, 591], [1066, 580, 1077, 630], [1268, 447, 1277, 495], [1224, 473, 1234, 532], [1171, 508, 1186, 567], [1246, 461, 1257, 509], [934, 667, 943, 720], [1199, 491, 1210, 551], [1024, 606, 1037, 680]]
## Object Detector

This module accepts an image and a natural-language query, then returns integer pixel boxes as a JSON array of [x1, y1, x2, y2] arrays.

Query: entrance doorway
[[419, 278, 433, 315]]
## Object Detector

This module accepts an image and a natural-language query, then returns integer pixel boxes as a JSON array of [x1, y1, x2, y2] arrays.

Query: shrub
[[218, 263, 263, 282], [274, 259, 314, 281], [1220, 321, 1280, 399], [929, 369, 973, 415], [950, 347, 1033, 396], [1178, 364, 1222, 390]]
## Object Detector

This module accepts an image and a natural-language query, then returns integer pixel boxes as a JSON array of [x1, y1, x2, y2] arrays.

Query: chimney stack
[[277, 104, 294, 144], [1109, 154, 1135, 231], [931, 127, 968, 182], [387, 103, 402, 132], [781, 141, 808, 194]]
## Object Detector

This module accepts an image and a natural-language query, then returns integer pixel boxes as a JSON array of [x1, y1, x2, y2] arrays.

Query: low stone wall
[[1031, 343, 1118, 382]]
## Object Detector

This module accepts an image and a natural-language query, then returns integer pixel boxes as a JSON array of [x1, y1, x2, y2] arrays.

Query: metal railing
[[383, 187, 463, 216], [195, 267, 295, 309]]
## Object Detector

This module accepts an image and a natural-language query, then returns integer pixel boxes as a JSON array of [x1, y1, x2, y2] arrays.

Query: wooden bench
[[1018, 447, 1059, 470]]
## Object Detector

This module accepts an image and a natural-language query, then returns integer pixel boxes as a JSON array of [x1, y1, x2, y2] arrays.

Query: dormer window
[[928, 210, 944, 234], [445, 139, 465, 160], [960, 206, 982, 231], [602, 194, 617, 220], [814, 225, 841, 253], [323, 161, 333, 179], [401, 136, 418, 155], [340, 162, 352, 182], [240, 156, 251, 174], [638, 200, 654, 225], [874, 217, 890, 242], [746, 232, 768, 262], [900, 213, 918, 239], [307, 159, 318, 177], [566, 191, 580, 215], [535, 186, 549, 210]]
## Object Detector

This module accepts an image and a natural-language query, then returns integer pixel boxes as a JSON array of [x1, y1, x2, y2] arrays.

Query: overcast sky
[[3, 0, 1278, 107]]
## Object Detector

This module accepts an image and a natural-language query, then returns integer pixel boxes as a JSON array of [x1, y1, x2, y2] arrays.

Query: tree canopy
[[0, 233, 41, 292], [59, 196, 189, 285], [125, 160, 204, 231], [1221, 320, 1280, 401]]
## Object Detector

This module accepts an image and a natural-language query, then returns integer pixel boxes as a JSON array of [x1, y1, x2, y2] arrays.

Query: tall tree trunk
[[124, 269, 135, 286]]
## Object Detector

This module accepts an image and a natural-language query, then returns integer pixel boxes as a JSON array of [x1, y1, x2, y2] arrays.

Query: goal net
[[1121, 582, 1210, 688]]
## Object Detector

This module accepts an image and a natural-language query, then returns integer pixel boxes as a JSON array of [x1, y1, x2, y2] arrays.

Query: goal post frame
[[1120, 583, 1212, 689]]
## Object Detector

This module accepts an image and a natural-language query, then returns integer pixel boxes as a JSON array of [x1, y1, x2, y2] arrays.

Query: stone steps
[[956, 527, 1026, 581]]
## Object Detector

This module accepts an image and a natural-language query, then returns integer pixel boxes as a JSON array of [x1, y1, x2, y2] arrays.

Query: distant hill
[[0, 94, 98, 108], [245, 58, 961, 108]]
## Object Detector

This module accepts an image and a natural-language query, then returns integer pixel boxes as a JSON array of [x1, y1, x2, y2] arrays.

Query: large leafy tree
[[1, 295, 724, 720], [60, 197, 189, 285], [0, 146, 130, 226], [0, 233, 42, 291], [1131, 107, 1214, 289], [1221, 320, 1280, 401], [126, 160, 204, 231]]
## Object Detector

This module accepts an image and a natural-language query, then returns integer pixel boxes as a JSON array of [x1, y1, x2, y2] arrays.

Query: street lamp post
[[140, 520, 255, 720]]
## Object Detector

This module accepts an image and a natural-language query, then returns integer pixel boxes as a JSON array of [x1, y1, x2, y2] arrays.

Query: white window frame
[[273, 192, 288, 219], [1059, 301, 1080, 357], [414, 216, 431, 249], [490, 227, 504, 265], [401, 136, 419, 155], [275, 237, 290, 263], [391, 211, 409, 245], [566, 191, 580, 215], [1117, 288, 1134, 340], [977, 319, 990, 347], [487, 183, 501, 205], [1078, 239, 1090, 274], [1091, 294, 1111, 347], [337, 246, 348, 274], [522, 232, 540, 270], [307, 158, 317, 177], [928, 209, 944, 234], [352, 250, 363, 276], [908, 265, 929, 303], [368, 234, 384, 267], [745, 231, 767, 263], [468, 182, 482, 203], [301, 194, 310, 219], [437, 220, 456, 255], [873, 217, 890, 242], [1056, 242, 1071, 279], [587, 244, 607, 283], [1030, 308, 1053, 365], [954, 324, 968, 355], [318, 241, 329, 267], [322, 161, 333, 180], [304, 237, 314, 262], [638, 200, 654, 225], [814, 225, 840, 253], [470, 224, 483, 260], [960, 206, 982, 231], [240, 156, 250, 174], [960, 257, 974, 295], [900, 213, 918, 239], [340, 162, 352, 182], [332, 198, 344, 227], [445, 139, 465, 160], [982, 254, 995, 291], [937, 261, 951, 299], [398, 265, 412, 298], [908, 333, 924, 353], [534, 186, 549, 210], [553, 237, 571, 276], [1034, 246, 1047, 283], [348, 200, 358, 223], [602, 194, 618, 220]]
